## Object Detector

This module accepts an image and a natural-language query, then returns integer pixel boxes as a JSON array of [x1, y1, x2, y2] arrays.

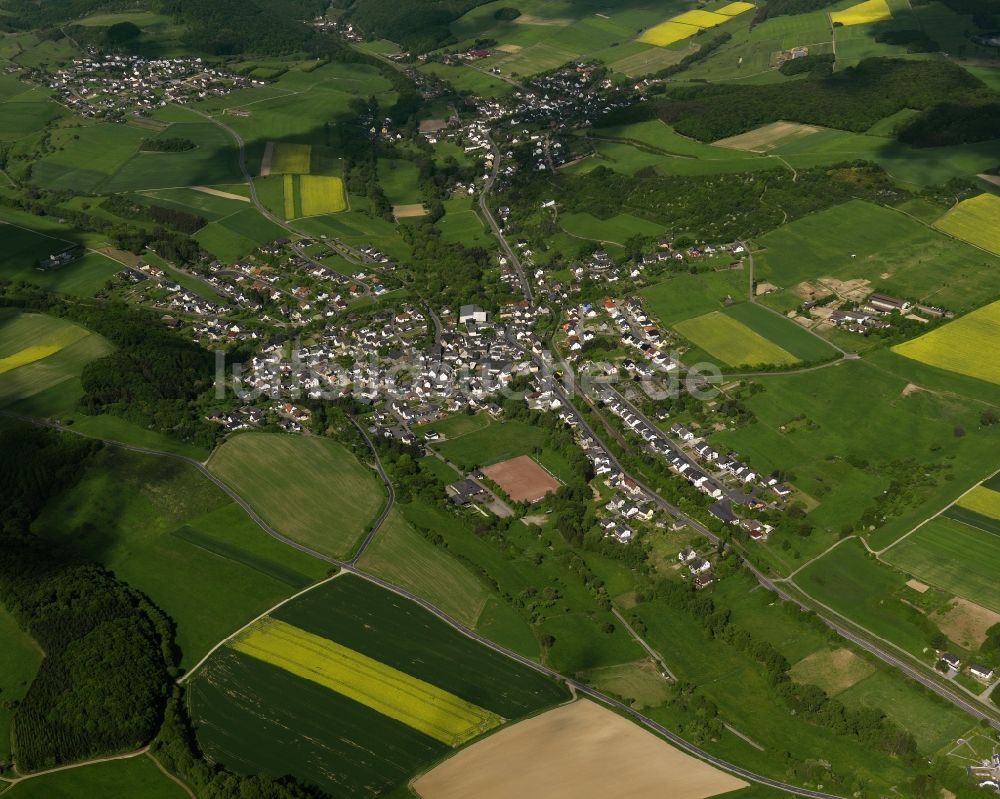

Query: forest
[[338, 0, 492, 51], [654, 58, 998, 146], [0, 427, 172, 771]]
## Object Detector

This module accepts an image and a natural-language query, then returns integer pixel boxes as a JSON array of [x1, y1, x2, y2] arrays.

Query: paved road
[[479, 132, 533, 305], [4, 410, 848, 798]]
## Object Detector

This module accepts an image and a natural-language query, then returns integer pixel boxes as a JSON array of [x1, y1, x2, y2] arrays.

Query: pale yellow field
[[831, 0, 891, 26], [716, 1, 755, 15], [413, 700, 747, 799], [231, 619, 502, 745], [0, 327, 89, 375], [957, 486, 1000, 519], [393, 203, 427, 219], [931, 597, 1000, 649], [789, 648, 874, 696], [283, 174, 295, 219], [268, 142, 312, 174], [299, 175, 346, 216], [933, 193, 1000, 256], [892, 299, 1000, 385], [671, 9, 731, 27], [714, 120, 820, 151], [639, 21, 702, 45]]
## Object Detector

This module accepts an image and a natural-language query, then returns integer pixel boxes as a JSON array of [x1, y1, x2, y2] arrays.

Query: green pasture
[[195, 207, 287, 262], [207, 433, 385, 560], [30, 124, 145, 192], [640, 269, 749, 325], [415, 410, 491, 439], [881, 515, 1000, 614], [537, 611, 644, 673], [4, 756, 188, 799], [32, 447, 328, 667], [0, 98, 61, 141], [751, 200, 1000, 314], [378, 158, 422, 205], [135, 187, 249, 221], [437, 197, 490, 247], [560, 211, 663, 247]]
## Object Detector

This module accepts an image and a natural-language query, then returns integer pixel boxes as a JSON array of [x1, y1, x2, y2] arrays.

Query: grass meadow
[[640, 269, 749, 325], [4, 756, 188, 799], [675, 310, 798, 367], [881, 516, 1000, 614], [752, 200, 1000, 314], [357, 507, 490, 628], [207, 432, 385, 559], [32, 447, 329, 668]]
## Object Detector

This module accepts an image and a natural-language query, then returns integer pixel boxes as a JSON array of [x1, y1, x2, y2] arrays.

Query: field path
[[146, 751, 196, 799], [8, 746, 149, 783]]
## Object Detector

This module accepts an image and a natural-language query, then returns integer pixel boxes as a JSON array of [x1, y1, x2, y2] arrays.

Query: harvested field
[[906, 578, 929, 593], [830, 0, 891, 25], [495, 44, 522, 54], [192, 185, 249, 202], [789, 648, 874, 696], [931, 597, 1000, 649], [978, 174, 1000, 188], [714, 121, 820, 152], [394, 203, 427, 219], [418, 118, 448, 133], [481, 455, 560, 503], [412, 700, 748, 799], [259, 141, 274, 177], [893, 299, 1000, 385], [934, 193, 1000, 256], [514, 14, 571, 25]]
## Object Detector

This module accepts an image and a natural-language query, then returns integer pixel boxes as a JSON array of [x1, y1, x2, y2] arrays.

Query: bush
[[494, 6, 521, 20]]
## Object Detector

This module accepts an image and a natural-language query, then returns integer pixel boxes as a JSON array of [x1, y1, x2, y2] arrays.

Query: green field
[[893, 299, 1000, 386], [4, 756, 188, 799], [881, 515, 1000, 614], [711, 358, 1000, 564], [190, 575, 568, 797], [135, 186, 250, 221], [32, 447, 329, 667], [752, 200, 1000, 314], [640, 269, 749, 325], [194, 207, 288, 262], [795, 540, 942, 657], [933, 193, 1000, 256], [433, 419, 574, 480], [377, 158, 422, 205], [357, 507, 489, 628], [207, 433, 384, 559], [0, 219, 121, 297], [0, 311, 111, 410], [722, 303, 836, 362], [0, 605, 41, 762], [559, 211, 663, 247], [675, 311, 799, 367]]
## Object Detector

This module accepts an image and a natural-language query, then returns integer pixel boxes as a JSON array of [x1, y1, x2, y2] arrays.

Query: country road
[[1, 410, 850, 798]]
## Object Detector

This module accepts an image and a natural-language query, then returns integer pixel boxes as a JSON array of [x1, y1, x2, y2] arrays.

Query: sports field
[[413, 700, 748, 799], [675, 311, 798, 366], [882, 516, 1000, 613], [830, 0, 892, 26], [266, 141, 311, 174], [933, 193, 1000, 256], [232, 618, 503, 745], [893, 299, 1000, 386], [481, 455, 561, 503], [207, 433, 385, 559]]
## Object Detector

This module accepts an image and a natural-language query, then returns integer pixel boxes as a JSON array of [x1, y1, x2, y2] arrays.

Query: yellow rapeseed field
[[270, 142, 312, 174], [231, 619, 503, 745], [283, 174, 296, 219], [933, 193, 1000, 256], [671, 9, 731, 27], [831, 0, 891, 26], [957, 487, 1000, 520], [638, 21, 702, 46], [716, 1, 756, 15], [0, 326, 89, 375], [638, 4, 752, 46], [892, 299, 1000, 386], [299, 175, 346, 216]]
